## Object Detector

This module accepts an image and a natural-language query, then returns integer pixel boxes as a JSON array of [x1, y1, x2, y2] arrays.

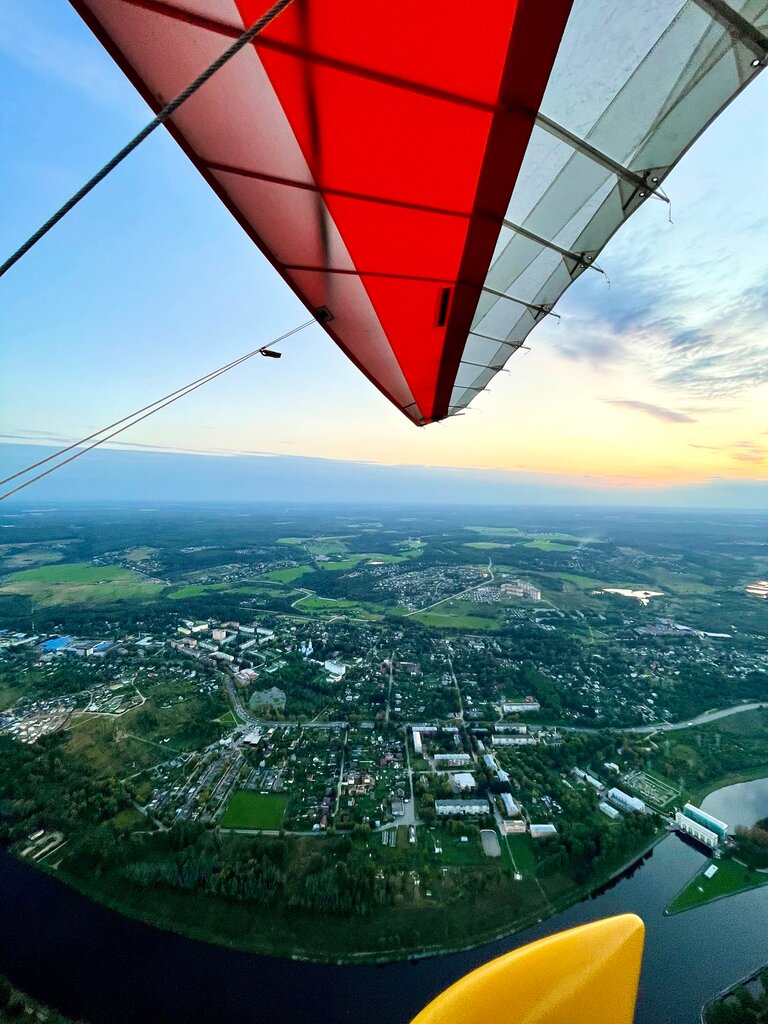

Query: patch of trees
[[536, 810, 657, 885], [706, 969, 768, 1024], [734, 820, 768, 869], [0, 735, 128, 845]]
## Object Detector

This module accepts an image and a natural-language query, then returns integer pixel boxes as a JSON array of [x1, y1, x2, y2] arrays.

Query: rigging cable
[[0, 0, 295, 280], [0, 319, 315, 503]]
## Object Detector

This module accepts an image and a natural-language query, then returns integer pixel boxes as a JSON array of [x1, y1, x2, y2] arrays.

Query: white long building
[[675, 810, 719, 849], [500, 793, 520, 817], [436, 798, 490, 817], [607, 788, 645, 813]]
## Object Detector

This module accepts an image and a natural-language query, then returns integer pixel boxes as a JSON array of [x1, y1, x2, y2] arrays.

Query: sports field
[[219, 791, 288, 830]]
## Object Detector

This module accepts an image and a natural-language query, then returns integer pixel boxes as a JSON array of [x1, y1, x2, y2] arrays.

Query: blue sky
[[1, 0, 767, 505]]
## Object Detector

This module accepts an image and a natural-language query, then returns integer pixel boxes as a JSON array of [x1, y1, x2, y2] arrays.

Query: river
[[2, 778, 768, 1024]]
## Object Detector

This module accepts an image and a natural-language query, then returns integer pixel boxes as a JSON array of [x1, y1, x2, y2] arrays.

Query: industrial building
[[39, 636, 72, 652], [682, 803, 728, 842], [435, 798, 490, 817], [675, 810, 719, 849], [607, 788, 646, 813]]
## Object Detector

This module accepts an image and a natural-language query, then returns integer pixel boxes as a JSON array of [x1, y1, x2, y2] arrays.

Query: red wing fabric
[[70, 0, 767, 423]]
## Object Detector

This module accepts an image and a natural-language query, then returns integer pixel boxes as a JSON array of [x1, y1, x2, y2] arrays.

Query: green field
[[277, 536, 351, 555], [411, 600, 500, 631], [220, 791, 289, 830], [168, 583, 225, 600], [463, 541, 511, 550], [296, 595, 359, 609], [1, 547, 65, 570], [506, 833, 537, 873], [465, 526, 522, 537], [0, 562, 163, 606], [264, 565, 316, 583], [525, 538, 580, 551], [317, 556, 368, 571], [554, 572, 607, 588], [667, 855, 768, 914]]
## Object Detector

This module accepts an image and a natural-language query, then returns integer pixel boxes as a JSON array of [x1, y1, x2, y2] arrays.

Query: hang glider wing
[[71, 0, 766, 424]]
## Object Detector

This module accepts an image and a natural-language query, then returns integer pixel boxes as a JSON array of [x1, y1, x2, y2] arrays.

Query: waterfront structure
[[607, 788, 645, 813], [682, 803, 728, 842], [435, 798, 490, 817], [675, 810, 719, 849]]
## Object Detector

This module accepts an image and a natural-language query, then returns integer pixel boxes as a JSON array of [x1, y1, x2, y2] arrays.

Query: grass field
[[277, 536, 351, 555], [506, 833, 537, 873], [411, 601, 500, 631], [168, 583, 226, 600], [463, 542, 511, 550], [667, 855, 768, 914], [1, 547, 65, 570], [465, 526, 522, 537], [220, 791, 288, 830], [524, 538, 580, 551], [554, 572, 608, 588], [123, 546, 159, 562], [0, 561, 163, 606], [317, 556, 368, 571], [264, 565, 316, 583]]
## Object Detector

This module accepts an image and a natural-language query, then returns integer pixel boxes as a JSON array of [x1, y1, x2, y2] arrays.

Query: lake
[[2, 778, 768, 1024]]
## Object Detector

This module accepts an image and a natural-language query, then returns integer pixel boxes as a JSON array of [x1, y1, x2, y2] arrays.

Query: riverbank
[[701, 964, 768, 1023], [4, 827, 768, 1024], [666, 854, 768, 916], [694, 763, 768, 805], [24, 827, 667, 965]]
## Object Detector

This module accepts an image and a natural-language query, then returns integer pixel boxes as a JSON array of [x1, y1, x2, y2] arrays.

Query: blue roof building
[[40, 636, 72, 652]]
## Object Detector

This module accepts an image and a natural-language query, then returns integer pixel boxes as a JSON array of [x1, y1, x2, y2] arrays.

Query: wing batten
[[70, 0, 765, 422]]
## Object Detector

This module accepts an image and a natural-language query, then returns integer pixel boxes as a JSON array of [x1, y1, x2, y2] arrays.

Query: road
[[624, 701, 767, 734], [443, 644, 464, 722], [555, 701, 768, 737], [223, 677, 256, 726], [405, 556, 494, 616], [400, 726, 418, 827], [384, 651, 395, 724]]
